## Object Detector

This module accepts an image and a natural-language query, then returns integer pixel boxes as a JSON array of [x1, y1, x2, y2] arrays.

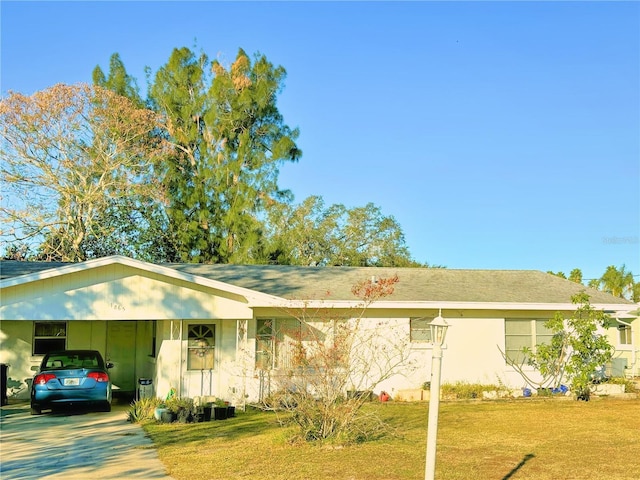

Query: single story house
[[1, 255, 637, 404]]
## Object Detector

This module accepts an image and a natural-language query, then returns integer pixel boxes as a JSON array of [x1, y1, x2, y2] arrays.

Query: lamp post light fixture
[[425, 310, 449, 480]]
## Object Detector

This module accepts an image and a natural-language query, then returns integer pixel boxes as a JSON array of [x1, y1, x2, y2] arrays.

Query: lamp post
[[425, 310, 449, 480]]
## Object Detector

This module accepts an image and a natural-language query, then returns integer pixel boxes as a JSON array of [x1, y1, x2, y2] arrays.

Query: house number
[[111, 303, 126, 311]]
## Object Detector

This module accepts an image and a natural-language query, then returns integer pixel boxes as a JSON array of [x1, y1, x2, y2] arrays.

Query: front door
[[182, 322, 218, 398], [106, 321, 137, 392]]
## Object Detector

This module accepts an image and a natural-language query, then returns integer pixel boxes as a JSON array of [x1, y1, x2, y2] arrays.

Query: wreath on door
[[188, 325, 214, 357]]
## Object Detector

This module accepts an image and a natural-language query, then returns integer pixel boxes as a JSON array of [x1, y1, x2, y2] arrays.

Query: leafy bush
[[127, 397, 163, 423], [501, 293, 614, 401], [165, 396, 196, 422], [440, 382, 505, 399]]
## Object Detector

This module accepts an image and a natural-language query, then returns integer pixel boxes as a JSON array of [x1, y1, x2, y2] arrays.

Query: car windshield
[[44, 352, 101, 369]]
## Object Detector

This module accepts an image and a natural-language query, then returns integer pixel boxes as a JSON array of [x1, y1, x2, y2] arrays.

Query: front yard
[[143, 397, 640, 480]]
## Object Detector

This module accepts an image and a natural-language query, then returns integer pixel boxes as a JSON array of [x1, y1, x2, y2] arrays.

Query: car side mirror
[[106, 362, 114, 369]]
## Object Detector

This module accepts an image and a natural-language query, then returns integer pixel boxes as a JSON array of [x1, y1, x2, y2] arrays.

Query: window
[[255, 318, 306, 370], [504, 319, 553, 364], [256, 319, 275, 370], [45, 351, 102, 369], [410, 317, 433, 343], [33, 321, 67, 355], [187, 324, 215, 370], [618, 325, 632, 345]]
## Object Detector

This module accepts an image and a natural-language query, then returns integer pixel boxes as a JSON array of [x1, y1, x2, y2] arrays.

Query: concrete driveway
[[0, 401, 174, 480]]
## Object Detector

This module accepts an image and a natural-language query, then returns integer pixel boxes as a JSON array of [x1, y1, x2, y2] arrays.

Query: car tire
[[30, 406, 42, 415], [100, 402, 112, 412]]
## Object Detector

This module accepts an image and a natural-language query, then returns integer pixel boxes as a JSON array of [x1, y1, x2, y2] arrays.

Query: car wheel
[[30, 406, 42, 415], [100, 402, 112, 412]]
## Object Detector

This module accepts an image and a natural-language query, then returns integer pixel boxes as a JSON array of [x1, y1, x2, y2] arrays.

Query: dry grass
[[143, 397, 640, 480]]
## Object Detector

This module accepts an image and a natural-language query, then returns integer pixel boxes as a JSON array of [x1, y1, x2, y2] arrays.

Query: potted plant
[[153, 402, 170, 422], [166, 396, 194, 423], [162, 410, 177, 423], [192, 409, 205, 423], [202, 402, 213, 421], [213, 398, 229, 420]]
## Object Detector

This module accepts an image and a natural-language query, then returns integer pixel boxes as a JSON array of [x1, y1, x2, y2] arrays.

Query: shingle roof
[[0, 260, 72, 279], [167, 264, 634, 304], [1, 259, 633, 306]]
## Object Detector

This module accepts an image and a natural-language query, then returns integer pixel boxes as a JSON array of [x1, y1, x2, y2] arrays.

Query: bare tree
[[258, 275, 418, 443], [0, 83, 170, 261]]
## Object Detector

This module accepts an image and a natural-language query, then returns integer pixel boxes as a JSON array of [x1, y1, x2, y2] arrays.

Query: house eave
[[266, 299, 635, 314]]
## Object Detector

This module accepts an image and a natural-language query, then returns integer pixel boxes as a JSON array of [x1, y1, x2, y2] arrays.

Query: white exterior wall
[[152, 319, 252, 402], [0, 321, 34, 399], [154, 320, 181, 401], [228, 314, 533, 403], [365, 316, 528, 397]]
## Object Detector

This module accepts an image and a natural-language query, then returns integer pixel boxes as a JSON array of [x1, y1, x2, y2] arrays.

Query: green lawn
[[143, 397, 640, 480]]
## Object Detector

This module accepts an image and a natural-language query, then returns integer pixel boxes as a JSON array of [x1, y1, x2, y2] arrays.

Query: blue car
[[30, 350, 113, 415]]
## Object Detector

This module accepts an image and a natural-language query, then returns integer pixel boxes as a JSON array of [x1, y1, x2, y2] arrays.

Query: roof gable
[[0, 256, 281, 306], [1, 270, 255, 321]]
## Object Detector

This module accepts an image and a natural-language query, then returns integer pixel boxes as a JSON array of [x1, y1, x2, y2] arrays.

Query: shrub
[[257, 275, 416, 444], [127, 397, 163, 423], [440, 382, 505, 399], [501, 293, 614, 402]]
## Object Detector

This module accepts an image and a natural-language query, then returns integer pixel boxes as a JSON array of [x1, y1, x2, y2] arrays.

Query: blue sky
[[2, 1, 639, 282]]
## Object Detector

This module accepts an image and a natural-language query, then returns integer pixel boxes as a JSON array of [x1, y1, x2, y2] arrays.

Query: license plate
[[63, 378, 80, 386]]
